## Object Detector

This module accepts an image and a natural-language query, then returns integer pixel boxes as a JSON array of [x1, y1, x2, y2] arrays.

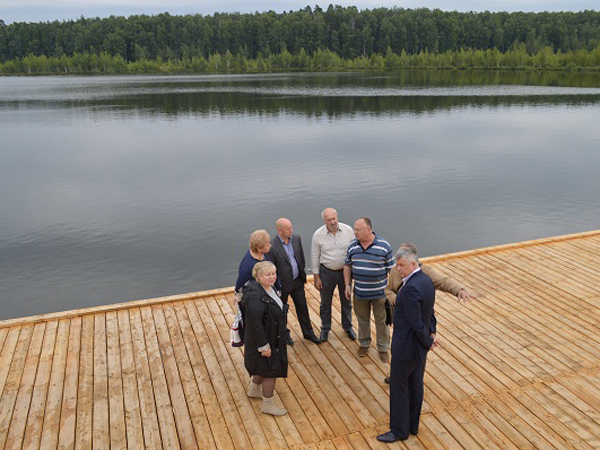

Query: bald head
[[276, 218, 293, 240], [322, 208, 339, 233]]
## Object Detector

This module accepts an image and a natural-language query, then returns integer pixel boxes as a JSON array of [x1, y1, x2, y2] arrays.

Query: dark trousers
[[281, 277, 314, 338], [389, 356, 426, 439], [319, 265, 352, 333]]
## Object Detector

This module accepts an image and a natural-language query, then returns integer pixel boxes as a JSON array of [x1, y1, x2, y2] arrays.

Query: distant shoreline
[[2, 8, 599, 75]]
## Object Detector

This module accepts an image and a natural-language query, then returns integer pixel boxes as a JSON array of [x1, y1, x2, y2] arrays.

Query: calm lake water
[[1, 70, 600, 320]]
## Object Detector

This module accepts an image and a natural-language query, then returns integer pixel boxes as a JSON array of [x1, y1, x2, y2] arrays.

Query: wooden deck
[[1, 230, 600, 449]]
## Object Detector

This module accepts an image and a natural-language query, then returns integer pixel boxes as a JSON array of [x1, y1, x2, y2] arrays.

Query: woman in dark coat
[[243, 261, 288, 416]]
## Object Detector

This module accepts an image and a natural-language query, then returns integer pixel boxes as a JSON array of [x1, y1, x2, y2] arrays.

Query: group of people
[[234, 208, 477, 443]]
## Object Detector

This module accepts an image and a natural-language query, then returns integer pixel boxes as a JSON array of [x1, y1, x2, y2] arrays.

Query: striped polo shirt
[[345, 234, 394, 300]]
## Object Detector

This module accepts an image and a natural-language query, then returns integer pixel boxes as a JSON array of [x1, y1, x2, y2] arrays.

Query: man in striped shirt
[[344, 217, 394, 362]]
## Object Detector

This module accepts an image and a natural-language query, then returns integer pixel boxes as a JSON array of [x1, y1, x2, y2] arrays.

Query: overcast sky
[[1, 0, 598, 24]]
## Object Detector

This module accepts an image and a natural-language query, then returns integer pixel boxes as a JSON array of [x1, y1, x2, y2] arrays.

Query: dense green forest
[[1, 6, 600, 74]]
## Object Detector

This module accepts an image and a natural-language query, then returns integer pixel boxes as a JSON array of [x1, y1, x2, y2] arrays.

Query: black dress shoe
[[320, 330, 329, 342], [285, 335, 294, 346], [305, 334, 321, 344], [383, 376, 390, 384], [345, 328, 357, 340], [376, 431, 407, 443], [410, 429, 418, 436]]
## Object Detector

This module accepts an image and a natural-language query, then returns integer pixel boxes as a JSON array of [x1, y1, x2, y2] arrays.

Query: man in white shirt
[[311, 208, 357, 342]]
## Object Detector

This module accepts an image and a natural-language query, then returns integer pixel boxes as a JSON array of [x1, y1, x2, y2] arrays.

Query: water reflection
[[0, 71, 599, 319]]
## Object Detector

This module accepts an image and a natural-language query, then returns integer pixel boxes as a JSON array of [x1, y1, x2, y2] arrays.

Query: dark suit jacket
[[268, 234, 307, 294], [391, 270, 436, 362]]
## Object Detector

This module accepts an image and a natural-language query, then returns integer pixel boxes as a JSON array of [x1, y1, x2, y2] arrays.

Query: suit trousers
[[389, 356, 426, 439], [319, 266, 352, 333], [281, 277, 314, 338], [353, 296, 389, 351]]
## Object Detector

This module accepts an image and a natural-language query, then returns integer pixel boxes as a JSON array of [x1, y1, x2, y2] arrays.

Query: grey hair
[[400, 242, 418, 253], [395, 247, 419, 265], [321, 208, 338, 220]]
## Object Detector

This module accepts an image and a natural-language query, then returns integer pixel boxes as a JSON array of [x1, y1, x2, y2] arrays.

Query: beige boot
[[248, 379, 262, 399], [261, 396, 287, 416]]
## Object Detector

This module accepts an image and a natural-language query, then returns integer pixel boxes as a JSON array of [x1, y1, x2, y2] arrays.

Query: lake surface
[[1, 70, 600, 320]]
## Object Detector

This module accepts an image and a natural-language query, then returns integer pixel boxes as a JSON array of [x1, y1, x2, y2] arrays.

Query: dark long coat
[[243, 281, 289, 378]]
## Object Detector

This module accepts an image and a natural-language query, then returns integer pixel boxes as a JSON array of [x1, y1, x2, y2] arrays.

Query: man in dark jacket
[[377, 248, 437, 443], [268, 217, 321, 345]]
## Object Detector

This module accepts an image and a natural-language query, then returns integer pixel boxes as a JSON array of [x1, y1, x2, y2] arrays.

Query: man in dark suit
[[268, 217, 321, 346], [377, 247, 437, 443]]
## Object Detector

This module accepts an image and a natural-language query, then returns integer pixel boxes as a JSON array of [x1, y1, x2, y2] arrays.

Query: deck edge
[[2, 228, 598, 328]]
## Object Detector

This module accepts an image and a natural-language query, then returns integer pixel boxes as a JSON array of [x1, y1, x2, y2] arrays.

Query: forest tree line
[[1, 6, 600, 74]]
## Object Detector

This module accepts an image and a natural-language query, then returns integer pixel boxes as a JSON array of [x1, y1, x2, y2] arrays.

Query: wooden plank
[[151, 304, 198, 449], [570, 371, 600, 415], [184, 299, 252, 449], [443, 257, 589, 371], [213, 295, 307, 449], [116, 309, 145, 450], [421, 229, 600, 264], [514, 245, 600, 300], [531, 381, 598, 445], [427, 312, 519, 391], [344, 431, 373, 450], [510, 384, 594, 450], [216, 294, 322, 446], [128, 307, 163, 449], [19, 321, 57, 450], [162, 303, 216, 449], [75, 315, 94, 450], [195, 299, 278, 449], [281, 368, 333, 443], [0, 329, 8, 358], [322, 434, 354, 450], [207, 296, 316, 449], [0, 327, 21, 400], [471, 397, 536, 449], [2, 323, 45, 449], [434, 408, 483, 449], [419, 413, 464, 449], [484, 251, 600, 348], [543, 380, 600, 440], [412, 417, 446, 449], [483, 392, 563, 449], [304, 289, 390, 415], [0, 288, 235, 330], [140, 306, 180, 449], [172, 302, 234, 450], [57, 316, 81, 450], [433, 280, 569, 380], [443, 405, 504, 450], [93, 313, 109, 450], [39, 319, 70, 450], [39, 319, 71, 449], [302, 327, 387, 427], [106, 311, 127, 450], [436, 302, 550, 384]]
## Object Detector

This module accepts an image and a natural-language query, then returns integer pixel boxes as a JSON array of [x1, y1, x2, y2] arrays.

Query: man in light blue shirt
[[269, 218, 321, 346]]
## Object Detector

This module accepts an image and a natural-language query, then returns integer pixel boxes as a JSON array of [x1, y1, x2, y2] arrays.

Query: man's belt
[[321, 264, 343, 272]]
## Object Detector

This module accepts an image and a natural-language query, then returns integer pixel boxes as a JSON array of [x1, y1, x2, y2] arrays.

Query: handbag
[[230, 310, 244, 347], [384, 299, 393, 326]]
